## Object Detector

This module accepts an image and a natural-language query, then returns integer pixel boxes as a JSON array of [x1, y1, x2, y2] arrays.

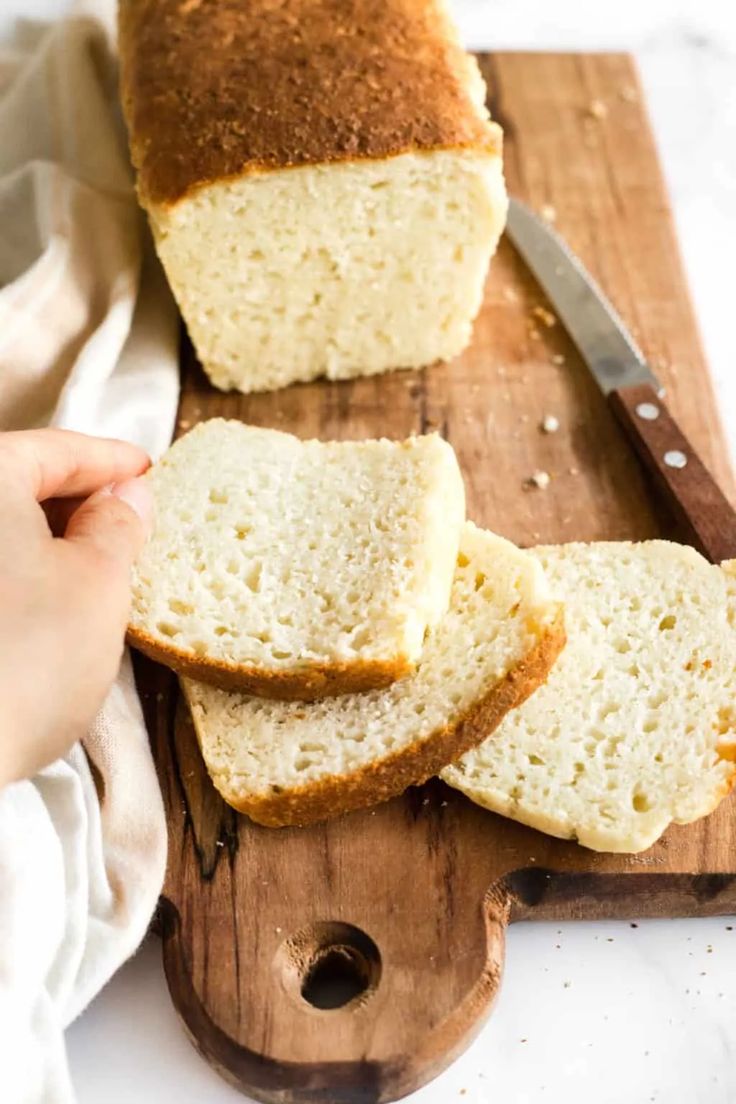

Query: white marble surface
[[3, 2, 736, 1102]]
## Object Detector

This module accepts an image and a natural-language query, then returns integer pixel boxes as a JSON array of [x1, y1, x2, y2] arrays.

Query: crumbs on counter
[[587, 98, 608, 120], [541, 414, 560, 434], [526, 470, 551, 490], [532, 305, 557, 328]]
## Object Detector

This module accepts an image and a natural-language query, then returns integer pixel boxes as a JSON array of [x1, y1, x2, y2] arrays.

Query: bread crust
[[127, 625, 412, 701], [182, 608, 566, 826], [118, 0, 501, 207]]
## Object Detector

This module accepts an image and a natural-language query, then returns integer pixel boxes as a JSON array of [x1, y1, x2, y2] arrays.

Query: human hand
[[0, 429, 153, 786]]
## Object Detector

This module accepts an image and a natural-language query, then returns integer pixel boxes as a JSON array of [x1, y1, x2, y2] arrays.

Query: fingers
[[64, 477, 154, 572], [42, 496, 85, 537], [0, 428, 150, 503], [46, 479, 154, 720]]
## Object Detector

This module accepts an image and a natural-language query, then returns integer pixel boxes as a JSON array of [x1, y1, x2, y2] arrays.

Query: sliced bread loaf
[[128, 419, 465, 699], [119, 0, 507, 393], [442, 542, 736, 853], [181, 523, 565, 826]]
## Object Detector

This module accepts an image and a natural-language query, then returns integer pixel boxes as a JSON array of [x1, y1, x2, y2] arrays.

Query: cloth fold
[[0, 5, 179, 1101]]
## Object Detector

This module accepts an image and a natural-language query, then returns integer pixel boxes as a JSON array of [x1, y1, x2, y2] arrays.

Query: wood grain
[[136, 53, 736, 1104]]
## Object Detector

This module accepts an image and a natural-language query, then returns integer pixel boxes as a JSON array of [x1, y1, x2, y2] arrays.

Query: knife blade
[[504, 198, 736, 565], [506, 199, 661, 395]]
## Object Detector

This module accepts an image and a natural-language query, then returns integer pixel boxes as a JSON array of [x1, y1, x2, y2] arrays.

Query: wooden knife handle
[[608, 382, 736, 564]]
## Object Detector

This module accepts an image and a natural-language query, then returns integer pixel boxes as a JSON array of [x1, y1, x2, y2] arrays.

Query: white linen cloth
[[0, 4, 179, 1100]]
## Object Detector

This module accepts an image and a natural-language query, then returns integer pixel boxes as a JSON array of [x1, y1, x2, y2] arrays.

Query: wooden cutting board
[[136, 53, 736, 1104]]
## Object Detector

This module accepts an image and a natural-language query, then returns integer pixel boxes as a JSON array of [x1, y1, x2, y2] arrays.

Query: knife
[[505, 198, 736, 566]]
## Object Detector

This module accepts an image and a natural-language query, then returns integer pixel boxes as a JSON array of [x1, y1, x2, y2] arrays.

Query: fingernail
[[110, 477, 154, 536]]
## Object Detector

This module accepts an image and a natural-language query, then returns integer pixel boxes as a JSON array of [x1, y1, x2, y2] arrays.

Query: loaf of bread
[[118, 0, 507, 393], [181, 523, 564, 826], [127, 419, 465, 699], [443, 542, 736, 853]]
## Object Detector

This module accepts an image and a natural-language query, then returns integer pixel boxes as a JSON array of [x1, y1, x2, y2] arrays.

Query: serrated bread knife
[[505, 198, 736, 564]]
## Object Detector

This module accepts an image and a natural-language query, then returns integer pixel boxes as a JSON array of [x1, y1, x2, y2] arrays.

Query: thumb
[[64, 477, 154, 569]]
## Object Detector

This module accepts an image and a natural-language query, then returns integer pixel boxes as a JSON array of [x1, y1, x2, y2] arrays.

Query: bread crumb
[[541, 414, 560, 434], [540, 203, 557, 223], [528, 327, 542, 342], [620, 84, 638, 103], [275, 926, 282, 933], [503, 286, 519, 304], [527, 470, 551, 490], [532, 305, 557, 328], [178, 419, 192, 430], [587, 98, 608, 119], [216, 840, 224, 847], [552, 353, 566, 366], [568, 466, 579, 476]]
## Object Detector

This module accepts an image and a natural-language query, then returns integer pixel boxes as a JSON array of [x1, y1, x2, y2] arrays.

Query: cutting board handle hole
[[276, 921, 381, 1012]]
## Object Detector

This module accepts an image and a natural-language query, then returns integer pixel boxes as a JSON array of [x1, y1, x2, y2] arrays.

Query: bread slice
[[181, 523, 565, 826], [443, 542, 736, 853], [119, 0, 507, 393], [128, 419, 465, 699]]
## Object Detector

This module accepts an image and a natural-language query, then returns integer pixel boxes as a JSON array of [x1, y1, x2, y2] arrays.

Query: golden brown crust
[[185, 608, 566, 827], [126, 625, 412, 701], [118, 0, 501, 207]]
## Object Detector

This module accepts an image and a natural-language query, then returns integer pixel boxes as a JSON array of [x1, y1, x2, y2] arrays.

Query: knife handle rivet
[[636, 402, 660, 421], [664, 449, 688, 470]]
